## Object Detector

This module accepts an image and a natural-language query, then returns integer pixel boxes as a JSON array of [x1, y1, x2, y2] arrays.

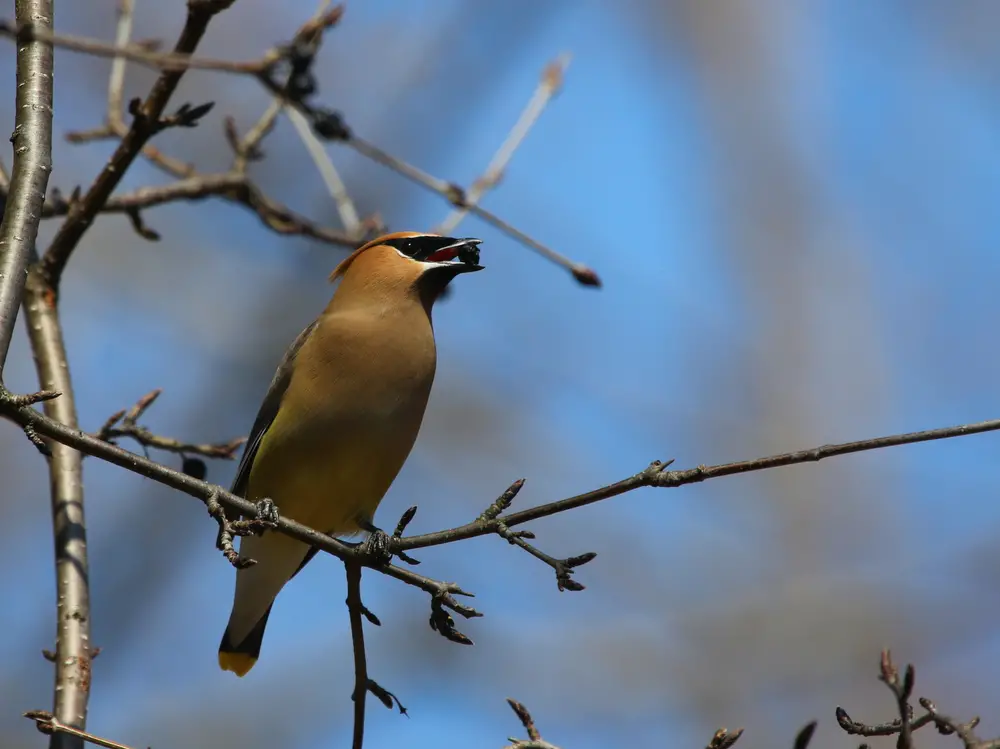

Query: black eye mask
[[382, 236, 481, 265]]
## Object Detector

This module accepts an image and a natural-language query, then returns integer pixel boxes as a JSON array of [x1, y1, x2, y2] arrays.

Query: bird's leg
[[356, 518, 392, 567], [229, 498, 280, 537]]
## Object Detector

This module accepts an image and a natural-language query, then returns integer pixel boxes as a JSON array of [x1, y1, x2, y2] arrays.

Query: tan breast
[[246, 303, 437, 534]]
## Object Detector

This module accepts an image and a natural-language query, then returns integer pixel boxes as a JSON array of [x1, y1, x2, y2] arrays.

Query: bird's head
[[330, 231, 484, 309]]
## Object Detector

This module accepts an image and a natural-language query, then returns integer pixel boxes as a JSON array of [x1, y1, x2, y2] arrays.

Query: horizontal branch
[[0, 19, 277, 76], [24, 712, 133, 749], [394, 416, 1000, 551], [34, 172, 360, 247]]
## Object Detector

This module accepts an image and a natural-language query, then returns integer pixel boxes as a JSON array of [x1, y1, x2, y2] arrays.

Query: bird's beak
[[426, 238, 484, 272]]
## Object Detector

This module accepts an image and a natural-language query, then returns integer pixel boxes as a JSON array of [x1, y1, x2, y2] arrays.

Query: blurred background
[[2, 1, 1000, 747]]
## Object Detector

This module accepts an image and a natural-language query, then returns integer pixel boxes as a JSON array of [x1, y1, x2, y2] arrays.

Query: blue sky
[[2, 2, 1000, 748]]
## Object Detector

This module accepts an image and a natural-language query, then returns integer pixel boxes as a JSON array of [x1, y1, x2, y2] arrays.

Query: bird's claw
[[254, 498, 279, 525], [359, 527, 392, 567]]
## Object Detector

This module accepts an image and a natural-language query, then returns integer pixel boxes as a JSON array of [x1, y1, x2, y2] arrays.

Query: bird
[[218, 231, 484, 677]]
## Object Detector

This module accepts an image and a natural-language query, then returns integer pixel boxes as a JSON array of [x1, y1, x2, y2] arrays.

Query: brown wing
[[230, 319, 319, 501]]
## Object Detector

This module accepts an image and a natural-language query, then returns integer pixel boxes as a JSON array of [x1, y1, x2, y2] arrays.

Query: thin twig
[[0, 19, 271, 75], [285, 104, 364, 239], [24, 712, 136, 749], [919, 698, 999, 749], [51, 2, 358, 246], [836, 653, 1000, 749], [395, 417, 1000, 551], [107, 0, 133, 126], [93, 389, 246, 459], [480, 480, 596, 591], [39, 173, 359, 246], [345, 134, 599, 285], [39, 0, 238, 295], [0, 0, 54, 378], [64, 0, 194, 178], [0, 15, 595, 285], [878, 650, 915, 749], [274, 0, 365, 238], [503, 700, 562, 749], [346, 562, 367, 749], [706, 728, 745, 749], [436, 54, 569, 235]]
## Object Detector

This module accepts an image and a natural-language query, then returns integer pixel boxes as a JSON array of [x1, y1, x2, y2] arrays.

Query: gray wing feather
[[230, 319, 319, 501]]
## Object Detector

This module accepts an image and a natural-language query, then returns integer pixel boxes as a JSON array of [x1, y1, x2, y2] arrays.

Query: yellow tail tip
[[219, 651, 256, 677]]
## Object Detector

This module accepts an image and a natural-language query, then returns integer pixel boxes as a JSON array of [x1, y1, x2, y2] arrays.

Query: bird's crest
[[329, 231, 432, 282]]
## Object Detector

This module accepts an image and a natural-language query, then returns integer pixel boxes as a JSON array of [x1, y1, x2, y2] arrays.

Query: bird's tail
[[218, 604, 273, 677]]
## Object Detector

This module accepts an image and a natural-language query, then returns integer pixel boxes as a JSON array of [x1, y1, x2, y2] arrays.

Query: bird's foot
[[229, 497, 280, 537], [357, 520, 392, 567], [253, 498, 280, 525]]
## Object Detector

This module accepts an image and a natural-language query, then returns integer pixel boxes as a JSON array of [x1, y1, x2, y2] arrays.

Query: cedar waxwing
[[218, 232, 484, 677]]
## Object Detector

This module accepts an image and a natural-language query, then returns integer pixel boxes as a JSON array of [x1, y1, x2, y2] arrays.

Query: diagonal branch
[[94, 388, 246, 460], [0, 14, 598, 286], [435, 54, 569, 236], [39, 0, 237, 296], [504, 700, 563, 749], [0, 0, 54, 378], [0, 389, 482, 638], [39, 174, 360, 247]]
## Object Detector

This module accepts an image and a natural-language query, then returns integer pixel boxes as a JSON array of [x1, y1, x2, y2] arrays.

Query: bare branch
[[345, 134, 600, 286], [0, 0, 53, 378], [436, 54, 569, 235], [0, 388, 481, 633], [286, 104, 366, 239], [38, 171, 360, 247], [106, 0, 134, 126], [94, 388, 246, 459], [504, 700, 563, 749], [706, 727, 745, 749], [346, 562, 368, 749], [24, 712, 136, 749], [395, 417, 1000, 552], [22, 265, 92, 749], [837, 652, 1000, 749], [879, 649, 916, 749], [38, 0, 238, 295], [0, 17, 269, 76], [0, 11, 595, 285]]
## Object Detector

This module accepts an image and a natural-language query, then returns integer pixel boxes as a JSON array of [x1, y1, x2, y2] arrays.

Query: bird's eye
[[382, 236, 458, 262]]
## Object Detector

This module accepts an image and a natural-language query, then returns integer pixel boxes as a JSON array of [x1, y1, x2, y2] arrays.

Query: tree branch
[[346, 561, 368, 749], [22, 266, 93, 749], [394, 417, 1000, 552], [0, 12, 598, 286], [39, 0, 237, 295], [504, 699, 563, 749], [0, 0, 54, 378], [93, 388, 246, 461], [435, 54, 569, 236], [24, 712, 135, 749], [0, 389, 482, 633], [836, 651, 1000, 749]]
